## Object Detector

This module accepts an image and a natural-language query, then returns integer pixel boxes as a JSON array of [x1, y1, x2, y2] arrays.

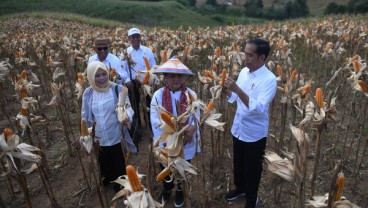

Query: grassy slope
[[0, 0, 219, 28]]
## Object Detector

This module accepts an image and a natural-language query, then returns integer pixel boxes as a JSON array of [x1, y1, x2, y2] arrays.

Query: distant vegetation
[[325, 0, 368, 15]]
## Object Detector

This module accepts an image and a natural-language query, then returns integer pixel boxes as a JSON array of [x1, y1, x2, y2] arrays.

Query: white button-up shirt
[[88, 53, 124, 78], [228, 65, 277, 142], [123, 45, 156, 83]]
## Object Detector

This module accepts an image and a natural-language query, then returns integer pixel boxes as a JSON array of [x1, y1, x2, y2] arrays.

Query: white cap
[[128, 28, 141, 36]]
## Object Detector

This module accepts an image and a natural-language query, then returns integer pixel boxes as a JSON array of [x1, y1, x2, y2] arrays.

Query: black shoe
[[225, 189, 246, 201], [174, 190, 184, 208], [156, 190, 171, 203]]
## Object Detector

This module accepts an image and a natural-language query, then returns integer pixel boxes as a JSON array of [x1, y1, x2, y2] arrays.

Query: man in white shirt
[[224, 39, 277, 208], [123, 28, 156, 128], [88, 37, 124, 83]]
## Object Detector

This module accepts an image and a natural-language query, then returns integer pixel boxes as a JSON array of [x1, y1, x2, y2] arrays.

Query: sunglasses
[[97, 47, 108, 51]]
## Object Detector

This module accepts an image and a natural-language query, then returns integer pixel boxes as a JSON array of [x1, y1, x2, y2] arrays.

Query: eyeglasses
[[97, 47, 108, 51]]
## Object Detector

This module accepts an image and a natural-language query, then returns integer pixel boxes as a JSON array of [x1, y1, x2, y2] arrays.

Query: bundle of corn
[[264, 151, 295, 182], [210, 68, 227, 100], [112, 165, 163, 208], [115, 87, 132, 129], [79, 120, 93, 153], [14, 70, 40, 100]]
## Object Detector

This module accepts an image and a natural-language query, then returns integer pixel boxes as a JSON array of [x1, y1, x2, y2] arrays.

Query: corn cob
[[212, 65, 217, 72], [21, 69, 27, 79], [142, 72, 150, 84], [144, 56, 150, 70], [353, 59, 360, 74], [220, 69, 227, 86], [301, 85, 311, 96], [315, 88, 325, 108], [283, 84, 288, 95], [199, 40, 203, 48], [204, 70, 214, 79], [111, 68, 117, 77], [21, 108, 29, 116], [160, 112, 175, 130], [291, 69, 298, 81], [215, 47, 221, 58], [156, 167, 172, 182], [126, 165, 144, 192], [277, 65, 282, 77], [335, 172, 344, 201], [233, 42, 239, 52], [358, 80, 368, 92], [162, 50, 168, 63], [206, 100, 215, 111], [81, 120, 89, 137], [77, 73, 84, 85], [279, 37, 284, 48], [185, 45, 189, 55], [3, 128, 14, 139], [20, 89, 28, 98]]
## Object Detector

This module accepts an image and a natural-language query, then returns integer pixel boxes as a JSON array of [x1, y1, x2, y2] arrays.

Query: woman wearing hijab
[[150, 57, 199, 208], [81, 61, 137, 192]]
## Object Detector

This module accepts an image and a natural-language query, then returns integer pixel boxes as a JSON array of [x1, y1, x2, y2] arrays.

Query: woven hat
[[93, 37, 110, 46], [154, 56, 194, 76], [128, 28, 141, 36]]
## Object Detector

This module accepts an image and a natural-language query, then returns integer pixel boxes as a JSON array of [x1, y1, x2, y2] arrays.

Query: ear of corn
[[185, 45, 189, 55], [206, 100, 215, 111], [21, 69, 27, 79], [315, 88, 325, 108], [144, 56, 150, 70], [212, 65, 217, 72], [126, 165, 144, 192], [3, 128, 14, 139], [277, 65, 282, 77], [353, 59, 360, 74], [142, 72, 150, 84], [20, 89, 28, 98], [81, 120, 89, 136], [301, 85, 311, 96], [358, 80, 368, 92], [291, 69, 298, 80], [156, 167, 172, 182], [215, 47, 221, 58], [335, 172, 344, 201], [220, 69, 227, 86], [21, 108, 29, 116], [111, 68, 117, 77], [233, 42, 239, 52], [160, 112, 175, 130], [162, 50, 168, 63], [204, 70, 214, 79]]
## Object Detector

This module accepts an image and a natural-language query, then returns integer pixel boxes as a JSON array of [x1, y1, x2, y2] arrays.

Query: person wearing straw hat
[[150, 56, 199, 207], [123, 27, 156, 128], [224, 39, 277, 208], [81, 61, 137, 192], [88, 37, 124, 83]]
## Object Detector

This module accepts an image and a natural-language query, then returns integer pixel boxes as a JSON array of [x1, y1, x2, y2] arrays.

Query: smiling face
[[164, 73, 185, 91], [94, 68, 109, 88], [244, 43, 265, 72], [129, 34, 141, 50], [94, 43, 109, 61]]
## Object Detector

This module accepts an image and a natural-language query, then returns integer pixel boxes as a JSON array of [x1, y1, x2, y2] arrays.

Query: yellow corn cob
[[206, 100, 215, 111], [3, 128, 14, 139], [204, 70, 214, 79], [199, 40, 203, 48], [159, 148, 168, 158], [77, 73, 84, 85], [215, 47, 221, 58], [277, 65, 282, 77], [315, 88, 325, 108], [353, 59, 360, 74], [212, 65, 217, 72], [156, 167, 172, 182], [160, 112, 175, 130], [358, 80, 368, 92], [126, 165, 144, 192], [21, 108, 29, 116], [301, 85, 311, 96], [185, 45, 189, 55], [162, 50, 168, 63], [335, 172, 344, 201], [352, 54, 359, 61], [111, 69, 117, 77], [279, 37, 284, 48], [81, 120, 89, 137], [21, 69, 27, 79], [144, 56, 150, 71], [142, 72, 150, 84], [220, 69, 227, 87], [283, 84, 288, 95], [233, 42, 239, 52], [291, 69, 298, 81], [20, 89, 28, 98]]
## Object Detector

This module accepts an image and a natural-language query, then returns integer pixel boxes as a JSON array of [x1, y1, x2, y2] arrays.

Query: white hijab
[[86, 61, 112, 92]]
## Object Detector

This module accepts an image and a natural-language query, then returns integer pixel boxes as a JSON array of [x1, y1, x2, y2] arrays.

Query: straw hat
[[154, 56, 194, 76], [93, 37, 110, 46]]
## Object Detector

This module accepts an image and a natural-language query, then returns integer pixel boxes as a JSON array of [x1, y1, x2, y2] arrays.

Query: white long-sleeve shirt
[[150, 88, 200, 160], [88, 53, 124, 78], [228, 65, 277, 142], [123, 45, 156, 83]]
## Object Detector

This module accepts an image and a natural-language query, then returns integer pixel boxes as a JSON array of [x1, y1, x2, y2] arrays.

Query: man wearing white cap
[[150, 56, 199, 208], [123, 28, 156, 128], [88, 37, 124, 83]]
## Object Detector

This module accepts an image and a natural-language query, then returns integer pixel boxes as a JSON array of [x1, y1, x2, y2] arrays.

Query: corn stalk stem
[[341, 92, 356, 165], [37, 164, 59, 208], [55, 104, 72, 156], [311, 127, 324, 197], [17, 174, 32, 208], [76, 148, 91, 190]]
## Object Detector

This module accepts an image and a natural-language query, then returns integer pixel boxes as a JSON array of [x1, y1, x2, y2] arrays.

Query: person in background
[[224, 39, 277, 208], [150, 57, 199, 208], [123, 28, 156, 128], [81, 61, 137, 192], [88, 37, 124, 83]]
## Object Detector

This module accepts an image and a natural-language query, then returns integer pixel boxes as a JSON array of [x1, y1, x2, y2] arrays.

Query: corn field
[[0, 15, 368, 208]]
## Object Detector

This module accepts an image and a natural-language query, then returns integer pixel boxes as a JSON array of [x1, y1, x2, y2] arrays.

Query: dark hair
[[247, 39, 270, 60]]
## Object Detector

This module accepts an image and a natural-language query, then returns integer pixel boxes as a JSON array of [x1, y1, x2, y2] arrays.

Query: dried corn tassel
[[358, 80, 368, 92], [142, 72, 150, 84], [81, 120, 89, 137], [160, 112, 175, 130], [215, 47, 221, 58], [277, 65, 282, 77], [353, 59, 360, 74], [220, 69, 227, 86], [3, 128, 14, 139], [156, 167, 172, 182], [315, 88, 325, 108], [335, 172, 345, 201], [126, 165, 144, 192], [206, 100, 215, 111], [143, 56, 150, 70]]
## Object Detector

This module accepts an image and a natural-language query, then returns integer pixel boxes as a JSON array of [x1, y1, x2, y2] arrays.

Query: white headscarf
[[86, 61, 112, 92]]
